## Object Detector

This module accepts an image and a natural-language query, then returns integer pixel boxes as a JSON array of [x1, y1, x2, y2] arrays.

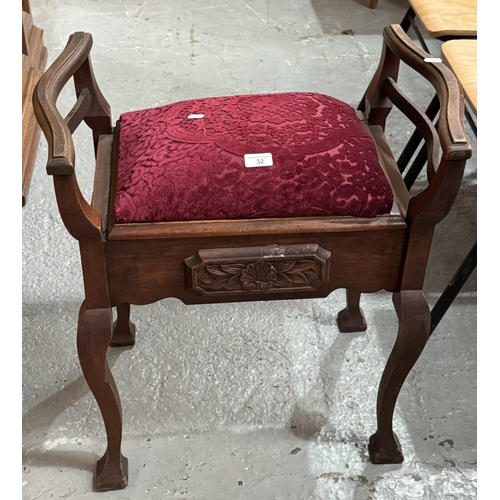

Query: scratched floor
[[22, 1, 477, 499]]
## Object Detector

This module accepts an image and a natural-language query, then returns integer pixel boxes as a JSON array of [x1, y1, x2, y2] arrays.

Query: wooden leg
[[337, 289, 367, 332], [368, 290, 430, 463], [111, 303, 136, 347], [76, 301, 128, 491]]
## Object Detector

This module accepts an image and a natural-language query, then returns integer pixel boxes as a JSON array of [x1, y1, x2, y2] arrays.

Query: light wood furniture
[[33, 25, 471, 491], [441, 40, 477, 114], [408, 0, 477, 39], [369, 0, 379, 9], [392, 0, 476, 242], [399, 0, 477, 56], [22, 0, 47, 206], [428, 39, 477, 332], [360, 1, 476, 117]]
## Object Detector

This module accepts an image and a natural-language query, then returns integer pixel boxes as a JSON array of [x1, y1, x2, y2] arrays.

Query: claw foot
[[368, 431, 404, 464], [95, 451, 129, 491]]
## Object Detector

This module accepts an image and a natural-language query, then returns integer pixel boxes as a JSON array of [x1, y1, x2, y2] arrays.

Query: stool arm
[[34, 32, 90, 175], [386, 24, 471, 161], [366, 24, 472, 227], [387, 25, 472, 225], [33, 32, 107, 241], [366, 24, 472, 162], [364, 26, 474, 291]]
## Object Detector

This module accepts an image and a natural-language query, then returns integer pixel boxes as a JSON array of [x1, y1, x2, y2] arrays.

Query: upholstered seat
[[115, 92, 393, 223]]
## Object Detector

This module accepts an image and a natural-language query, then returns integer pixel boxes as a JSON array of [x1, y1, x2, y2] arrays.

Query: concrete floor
[[22, 1, 477, 499]]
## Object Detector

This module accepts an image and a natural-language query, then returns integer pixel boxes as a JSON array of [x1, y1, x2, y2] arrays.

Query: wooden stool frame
[[394, 30, 477, 334], [33, 25, 471, 491]]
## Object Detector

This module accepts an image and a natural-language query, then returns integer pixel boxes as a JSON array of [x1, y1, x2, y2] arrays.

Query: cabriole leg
[[76, 301, 128, 491], [369, 290, 430, 463], [337, 289, 367, 332]]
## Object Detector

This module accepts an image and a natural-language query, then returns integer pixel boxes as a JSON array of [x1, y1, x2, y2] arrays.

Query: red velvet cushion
[[114, 92, 393, 223]]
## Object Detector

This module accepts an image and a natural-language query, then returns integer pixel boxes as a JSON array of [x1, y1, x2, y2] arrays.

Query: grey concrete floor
[[22, 1, 477, 499]]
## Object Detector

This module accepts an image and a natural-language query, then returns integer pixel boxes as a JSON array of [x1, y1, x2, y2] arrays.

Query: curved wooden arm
[[33, 32, 93, 174], [364, 26, 474, 290], [365, 25, 472, 162], [33, 32, 108, 241], [365, 24, 472, 229], [383, 24, 471, 161]]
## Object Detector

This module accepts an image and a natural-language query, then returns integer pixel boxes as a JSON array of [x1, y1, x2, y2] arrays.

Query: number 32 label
[[244, 153, 273, 168]]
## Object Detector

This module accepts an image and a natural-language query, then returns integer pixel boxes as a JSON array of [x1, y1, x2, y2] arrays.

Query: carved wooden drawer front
[[185, 244, 331, 296]]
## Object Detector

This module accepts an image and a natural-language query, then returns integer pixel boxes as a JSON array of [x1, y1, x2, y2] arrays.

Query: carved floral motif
[[197, 259, 322, 292]]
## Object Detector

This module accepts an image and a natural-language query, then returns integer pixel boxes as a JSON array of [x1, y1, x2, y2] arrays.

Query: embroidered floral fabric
[[114, 92, 393, 223]]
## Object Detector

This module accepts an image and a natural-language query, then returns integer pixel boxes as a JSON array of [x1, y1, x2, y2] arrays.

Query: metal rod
[[404, 143, 428, 189], [409, 16, 430, 53], [430, 242, 477, 334], [465, 107, 477, 137], [400, 7, 414, 33]]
